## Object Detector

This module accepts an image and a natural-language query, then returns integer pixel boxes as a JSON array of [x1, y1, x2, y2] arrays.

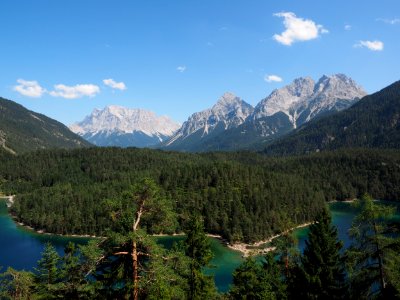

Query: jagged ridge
[[70, 105, 180, 148]]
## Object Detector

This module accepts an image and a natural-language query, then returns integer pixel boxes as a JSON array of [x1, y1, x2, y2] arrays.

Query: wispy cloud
[[49, 84, 100, 99], [264, 74, 283, 83], [103, 78, 127, 91], [354, 40, 384, 51], [344, 24, 352, 31], [177, 66, 187, 73], [273, 12, 328, 46], [376, 18, 400, 25], [13, 79, 46, 98]]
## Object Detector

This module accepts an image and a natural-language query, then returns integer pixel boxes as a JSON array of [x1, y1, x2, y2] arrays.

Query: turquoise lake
[[0, 199, 398, 293]]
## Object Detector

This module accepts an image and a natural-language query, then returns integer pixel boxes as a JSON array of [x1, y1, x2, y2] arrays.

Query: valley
[[1, 1, 399, 297]]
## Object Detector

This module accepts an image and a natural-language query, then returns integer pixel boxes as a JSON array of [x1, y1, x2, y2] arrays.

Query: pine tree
[[96, 177, 185, 299], [229, 257, 275, 300], [0, 267, 35, 300], [346, 194, 399, 298], [299, 208, 345, 299], [261, 253, 287, 300], [184, 214, 218, 300], [34, 242, 61, 298]]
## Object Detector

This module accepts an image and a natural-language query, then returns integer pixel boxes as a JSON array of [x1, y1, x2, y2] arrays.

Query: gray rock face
[[70, 105, 180, 147], [165, 74, 367, 151], [253, 74, 366, 131], [164, 92, 254, 149]]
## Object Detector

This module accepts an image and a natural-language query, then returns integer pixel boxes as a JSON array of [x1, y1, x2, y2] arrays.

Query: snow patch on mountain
[[165, 92, 254, 146], [253, 74, 366, 129], [70, 105, 180, 147]]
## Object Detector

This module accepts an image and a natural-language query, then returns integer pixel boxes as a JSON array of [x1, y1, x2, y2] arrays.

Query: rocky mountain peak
[[253, 74, 366, 124], [164, 93, 254, 148], [211, 92, 254, 119], [313, 73, 366, 100], [69, 105, 180, 147], [289, 77, 315, 96]]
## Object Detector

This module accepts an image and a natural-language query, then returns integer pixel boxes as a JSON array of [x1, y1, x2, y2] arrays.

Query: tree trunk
[[132, 240, 138, 300], [132, 197, 145, 300], [373, 221, 386, 291]]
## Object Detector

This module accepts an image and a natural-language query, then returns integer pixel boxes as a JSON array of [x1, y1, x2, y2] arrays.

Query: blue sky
[[1, 0, 399, 125]]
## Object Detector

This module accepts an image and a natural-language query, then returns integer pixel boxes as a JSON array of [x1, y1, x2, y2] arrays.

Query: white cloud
[[354, 40, 384, 51], [376, 18, 400, 25], [177, 66, 186, 73], [344, 24, 352, 31], [264, 74, 283, 83], [49, 84, 100, 99], [13, 79, 46, 98], [273, 12, 328, 46], [103, 78, 127, 91]]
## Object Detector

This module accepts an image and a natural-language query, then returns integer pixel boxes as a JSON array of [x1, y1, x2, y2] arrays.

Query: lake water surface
[[0, 199, 397, 293]]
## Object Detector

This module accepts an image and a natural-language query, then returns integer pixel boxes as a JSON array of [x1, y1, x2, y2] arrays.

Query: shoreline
[[1, 197, 356, 255], [13, 217, 101, 239], [225, 222, 313, 257], [0, 195, 15, 208]]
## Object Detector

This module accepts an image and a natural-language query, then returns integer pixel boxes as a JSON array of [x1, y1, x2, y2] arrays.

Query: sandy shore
[[0, 195, 15, 208], [225, 222, 313, 257]]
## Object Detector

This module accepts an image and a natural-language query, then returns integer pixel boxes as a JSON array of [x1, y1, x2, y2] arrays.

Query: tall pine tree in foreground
[[229, 257, 276, 300], [34, 242, 61, 298], [184, 214, 218, 300], [346, 194, 400, 299], [96, 177, 186, 300], [299, 208, 345, 299]]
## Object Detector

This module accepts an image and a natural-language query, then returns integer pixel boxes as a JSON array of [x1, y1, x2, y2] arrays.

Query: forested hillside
[[0, 97, 92, 154], [0, 147, 399, 243], [263, 80, 400, 155]]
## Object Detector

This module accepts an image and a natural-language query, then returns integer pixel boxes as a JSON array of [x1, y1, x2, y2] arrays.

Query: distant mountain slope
[[0, 97, 91, 154], [162, 92, 254, 151], [168, 74, 366, 152], [70, 105, 180, 148], [263, 80, 400, 155]]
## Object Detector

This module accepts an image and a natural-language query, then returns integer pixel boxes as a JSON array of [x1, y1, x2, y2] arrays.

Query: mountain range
[[263, 80, 400, 155], [69, 106, 180, 147], [162, 74, 366, 151], [2, 73, 399, 156], [0, 97, 91, 154]]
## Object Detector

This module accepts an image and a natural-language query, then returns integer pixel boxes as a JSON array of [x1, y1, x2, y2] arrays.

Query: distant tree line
[[0, 147, 399, 243]]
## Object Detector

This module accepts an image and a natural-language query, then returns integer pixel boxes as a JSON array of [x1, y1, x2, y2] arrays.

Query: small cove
[[0, 198, 398, 293]]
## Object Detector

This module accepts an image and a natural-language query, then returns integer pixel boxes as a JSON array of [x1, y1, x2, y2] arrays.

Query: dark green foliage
[[264, 80, 400, 155], [184, 215, 218, 299], [229, 257, 276, 300], [95, 178, 186, 299], [0, 97, 91, 154], [261, 253, 288, 300], [298, 208, 346, 299], [346, 194, 400, 299], [0, 267, 35, 300], [1, 147, 400, 244], [34, 242, 61, 298]]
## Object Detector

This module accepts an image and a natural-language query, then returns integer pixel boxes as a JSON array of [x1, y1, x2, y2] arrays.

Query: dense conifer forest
[[0, 147, 399, 243], [1, 194, 399, 299]]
